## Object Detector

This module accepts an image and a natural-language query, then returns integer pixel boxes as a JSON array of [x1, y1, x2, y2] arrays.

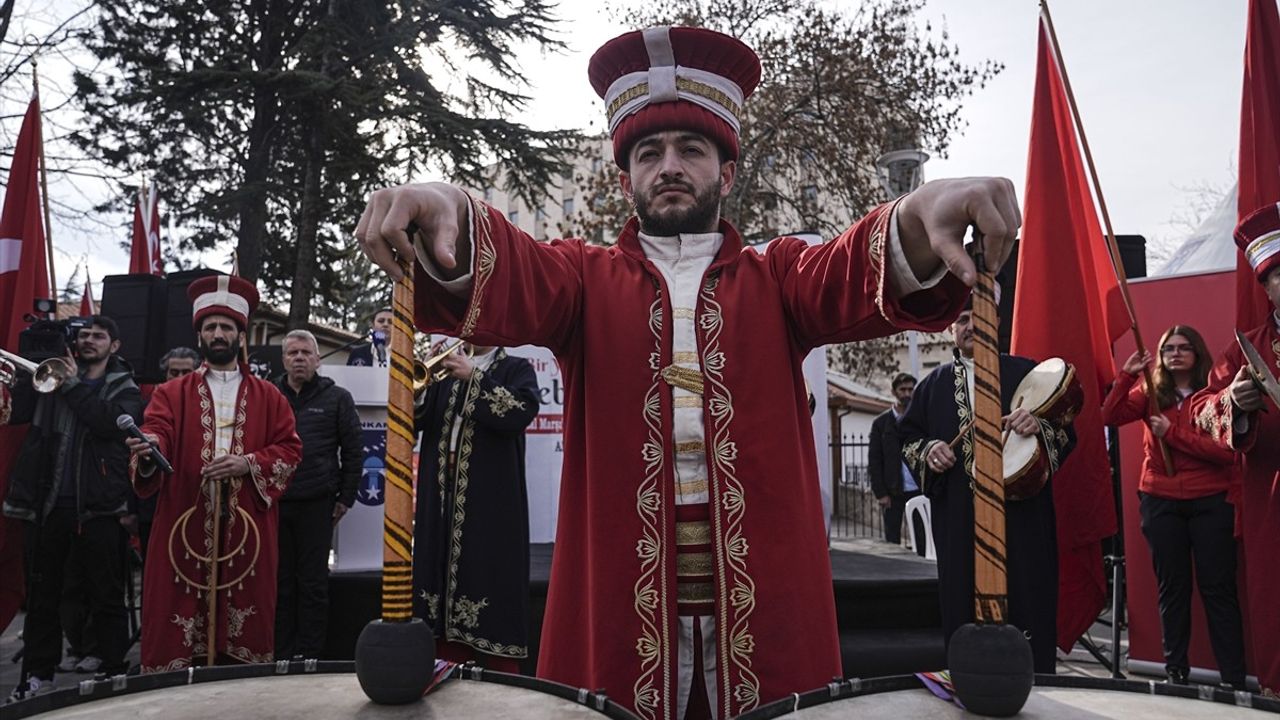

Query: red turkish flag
[[128, 184, 163, 276], [80, 269, 95, 316], [1011, 18, 1129, 652], [1237, 0, 1280, 330], [0, 95, 50, 633]]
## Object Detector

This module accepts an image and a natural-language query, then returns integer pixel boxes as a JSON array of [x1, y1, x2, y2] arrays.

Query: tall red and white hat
[[588, 26, 761, 167], [1236, 203, 1280, 283], [188, 275, 260, 330]]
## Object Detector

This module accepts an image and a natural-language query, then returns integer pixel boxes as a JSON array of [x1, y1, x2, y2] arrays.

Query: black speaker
[[100, 274, 168, 383], [1115, 235, 1147, 279], [246, 344, 283, 381], [164, 269, 223, 358]]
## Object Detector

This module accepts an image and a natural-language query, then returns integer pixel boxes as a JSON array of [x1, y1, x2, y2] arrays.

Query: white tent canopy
[[1154, 183, 1238, 276]]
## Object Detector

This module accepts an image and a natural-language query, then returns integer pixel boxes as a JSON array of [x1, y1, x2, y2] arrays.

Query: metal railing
[[829, 434, 884, 539]]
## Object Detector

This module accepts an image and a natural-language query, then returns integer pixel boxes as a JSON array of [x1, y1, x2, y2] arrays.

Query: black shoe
[[1222, 679, 1249, 692], [1167, 667, 1189, 685]]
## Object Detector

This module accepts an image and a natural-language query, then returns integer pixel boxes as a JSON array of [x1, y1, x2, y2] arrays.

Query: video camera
[[17, 299, 91, 362]]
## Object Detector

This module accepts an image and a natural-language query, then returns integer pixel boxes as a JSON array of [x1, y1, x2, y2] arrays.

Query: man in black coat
[[413, 342, 539, 672], [2, 316, 140, 699], [869, 372, 924, 552], [272, 329, 362, 659], [898, 304, 1074, 674]]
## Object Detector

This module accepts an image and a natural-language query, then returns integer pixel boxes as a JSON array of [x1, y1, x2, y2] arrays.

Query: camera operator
[[1, 316, 140, 701]]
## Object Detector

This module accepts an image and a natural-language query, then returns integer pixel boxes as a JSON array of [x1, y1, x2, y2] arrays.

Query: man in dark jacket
[[273, 329, 362, 659], [869, 372, 925, 552], [1, 316, 141, 700]]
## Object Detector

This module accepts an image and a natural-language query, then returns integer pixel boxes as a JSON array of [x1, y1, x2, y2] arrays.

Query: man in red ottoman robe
[[128, 275, 301, 672], [356, 26, 1023, 720], [1193, 203, 1280, 694]]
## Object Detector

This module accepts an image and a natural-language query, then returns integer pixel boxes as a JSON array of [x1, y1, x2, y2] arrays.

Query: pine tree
[[71, 0, 576, 328]]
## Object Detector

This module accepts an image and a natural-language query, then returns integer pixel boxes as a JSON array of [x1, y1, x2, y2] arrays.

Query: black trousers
[[1139, 491, 1246, 683], [275, 496, 335, 658], [884, 489, 927, 556], [22, 508, 128, 680]]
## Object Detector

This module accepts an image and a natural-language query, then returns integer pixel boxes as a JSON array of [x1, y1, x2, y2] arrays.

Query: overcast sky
[[1, 0, 1250, 296]]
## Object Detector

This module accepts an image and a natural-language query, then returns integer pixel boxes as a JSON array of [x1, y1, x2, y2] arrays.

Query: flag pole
[[31, 62, 57, 302], [1039, 0, 1175, 476]]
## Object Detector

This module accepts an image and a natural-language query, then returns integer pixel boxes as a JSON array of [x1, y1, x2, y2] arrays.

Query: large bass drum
[[6, 661, 639, 720], [736, 675, 1280, 719]]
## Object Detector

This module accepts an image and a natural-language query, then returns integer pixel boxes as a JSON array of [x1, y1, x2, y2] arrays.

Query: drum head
[[18, 665, 635, 720], [736, 676, 1280, 719], [1003, 432, 1039, 478], [783, 687, 1271, 718], [1013, 358, 1069, 414]]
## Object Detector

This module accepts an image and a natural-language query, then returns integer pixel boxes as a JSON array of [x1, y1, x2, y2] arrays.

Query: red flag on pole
[[128, 183, 164, 276], [1011, 18, 1128, 652], [1237, 0, 1280, 331], [0, 94, 50, 634], [80, 268, 95, 316]]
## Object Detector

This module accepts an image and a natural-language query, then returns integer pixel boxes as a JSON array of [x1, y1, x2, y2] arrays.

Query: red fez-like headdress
[[188, 275, 260, 330], [1236, 203, 1280, 283], [588, 26, 761, 167]]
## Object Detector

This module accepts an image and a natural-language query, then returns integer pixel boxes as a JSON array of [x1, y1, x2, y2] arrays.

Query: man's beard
[[634, 178, 722, 236], [201, 338, 241, 365]]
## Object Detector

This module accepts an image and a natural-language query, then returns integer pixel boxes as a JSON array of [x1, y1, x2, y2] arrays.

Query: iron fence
[[829, 433, 884, 540]]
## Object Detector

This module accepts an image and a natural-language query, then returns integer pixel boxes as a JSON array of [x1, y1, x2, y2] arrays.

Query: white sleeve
[[416, 197, 476, 298], [886, 207, 947, 299]]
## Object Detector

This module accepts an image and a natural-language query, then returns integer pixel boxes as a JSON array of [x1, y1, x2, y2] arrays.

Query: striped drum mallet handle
[[380, 257, 416, 622], [969, 259, 1008, 625]]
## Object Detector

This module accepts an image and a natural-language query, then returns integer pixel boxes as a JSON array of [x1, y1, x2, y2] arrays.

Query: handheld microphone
[[117, 415, 174, 474]]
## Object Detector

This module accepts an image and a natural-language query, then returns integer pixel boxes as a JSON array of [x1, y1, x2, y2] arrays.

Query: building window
[[802, 185, 818, 204], [563, 197, 575, 215], [508, 209, 519, 225], [591, 157, 602, 174], [483, 186, 494, 203]]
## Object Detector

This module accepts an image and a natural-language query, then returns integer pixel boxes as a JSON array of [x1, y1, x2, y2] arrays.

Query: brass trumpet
[[0, 348, 75, 394], [413, 340, 473, 393]]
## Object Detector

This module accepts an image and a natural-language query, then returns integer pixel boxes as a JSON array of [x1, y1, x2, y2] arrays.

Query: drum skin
[[32, 674, 623, 719], [1003, 432, 1049, 501], [1013, 358, 1084, 427]]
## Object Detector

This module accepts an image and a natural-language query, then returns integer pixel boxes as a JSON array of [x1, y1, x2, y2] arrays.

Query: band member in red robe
[[128, 276, 301, 672], [1192, 204, 1280, 694], [356, 26, 1023, 720]]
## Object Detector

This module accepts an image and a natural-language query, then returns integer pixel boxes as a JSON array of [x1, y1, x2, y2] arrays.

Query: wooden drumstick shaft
[[206, 479, 221, 666], [380, 255, 417, 622]]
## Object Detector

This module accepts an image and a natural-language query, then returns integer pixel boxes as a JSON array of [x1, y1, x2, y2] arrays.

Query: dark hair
[[1151, 325, 1212, 410], [160, 346, 202, 371], [891, 372, 916, 390], [89, 315, 120, 341]]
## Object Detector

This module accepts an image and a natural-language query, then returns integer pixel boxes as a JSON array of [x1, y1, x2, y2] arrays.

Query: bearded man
[[355, 26, 1022, 720], [127, 275, 301, 671]]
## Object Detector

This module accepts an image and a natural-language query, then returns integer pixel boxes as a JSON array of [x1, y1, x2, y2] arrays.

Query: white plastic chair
[[904, 495, 936, 561]]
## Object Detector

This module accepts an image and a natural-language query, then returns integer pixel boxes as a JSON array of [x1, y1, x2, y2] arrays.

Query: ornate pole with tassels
[[354, 253, 435, 704], [946, 237, 1034, 717]]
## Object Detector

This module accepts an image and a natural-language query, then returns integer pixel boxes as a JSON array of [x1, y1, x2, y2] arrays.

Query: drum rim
[[734, 673, 1280, 719], [3, 661, 639, 720]]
